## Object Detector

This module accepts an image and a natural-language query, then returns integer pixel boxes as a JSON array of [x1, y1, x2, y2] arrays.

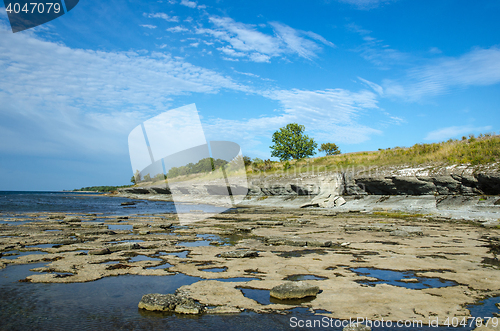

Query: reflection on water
[[0, 263, 498, 330], [351, 267, 458, 289], [1, 250, 48, 260], [108, 224, 133, 231]]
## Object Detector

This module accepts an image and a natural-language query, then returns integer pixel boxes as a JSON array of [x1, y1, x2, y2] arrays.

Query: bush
[[318, 142, 341, 156]]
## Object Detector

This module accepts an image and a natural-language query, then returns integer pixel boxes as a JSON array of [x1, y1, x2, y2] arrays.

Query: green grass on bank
[[247, 133, 500, 175], [130, 133, 500, 187]]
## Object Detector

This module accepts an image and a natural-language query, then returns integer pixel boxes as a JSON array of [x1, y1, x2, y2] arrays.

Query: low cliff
[[118, 164, 500, 197]]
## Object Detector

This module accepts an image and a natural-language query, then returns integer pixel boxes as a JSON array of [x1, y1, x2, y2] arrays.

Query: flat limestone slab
[[270, 281, 320, 300]]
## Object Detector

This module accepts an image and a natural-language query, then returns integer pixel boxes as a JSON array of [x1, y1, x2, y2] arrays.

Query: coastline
[[1, 203, 499, 328]]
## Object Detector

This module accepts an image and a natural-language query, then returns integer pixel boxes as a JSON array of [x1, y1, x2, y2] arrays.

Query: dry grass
[[247, 133, 500, 175]]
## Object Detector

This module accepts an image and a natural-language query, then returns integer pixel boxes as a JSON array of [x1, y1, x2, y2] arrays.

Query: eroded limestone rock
[[270, 281, 320, 300]]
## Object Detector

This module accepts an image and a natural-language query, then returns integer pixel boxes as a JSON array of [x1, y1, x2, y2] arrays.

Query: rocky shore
[[1, 206, 499, 327]]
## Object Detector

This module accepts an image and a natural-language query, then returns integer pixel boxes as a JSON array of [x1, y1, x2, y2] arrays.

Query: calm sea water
[[0, 191, 226, 215], [0, 192, 498, 330]]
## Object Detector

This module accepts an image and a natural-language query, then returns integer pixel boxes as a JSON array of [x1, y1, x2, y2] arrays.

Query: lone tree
[[270, 123, 317, 161], [319, 142, 341, 156]]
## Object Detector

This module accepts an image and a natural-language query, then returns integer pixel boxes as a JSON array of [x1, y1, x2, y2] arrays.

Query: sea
[[0, 191, 498, 330], [0, 190, 227, 215]]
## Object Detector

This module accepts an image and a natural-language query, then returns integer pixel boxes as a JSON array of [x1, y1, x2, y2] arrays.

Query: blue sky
[[1, 0, 499, 190]]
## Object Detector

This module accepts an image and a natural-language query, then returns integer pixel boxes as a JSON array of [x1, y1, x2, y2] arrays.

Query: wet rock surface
[[1, 206, 500, 323]]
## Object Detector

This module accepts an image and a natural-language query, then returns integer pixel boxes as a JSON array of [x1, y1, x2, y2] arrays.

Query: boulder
[[138, 293, 203, 314], [138, 293, 181, 311], [270, 281, 320, 300], [63, 216, 80, 222]]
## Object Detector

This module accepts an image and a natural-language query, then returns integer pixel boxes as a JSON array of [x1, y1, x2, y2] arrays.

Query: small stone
[[88, 248, 110, 255], [63, 216, 80, 222], [307, 240, 332, 247], [340, 242, 351, 247], [219, 250, 259, 258], [121, 202, 136, 206], [139, 230, 150, 235], [270, 281, 320, 300]]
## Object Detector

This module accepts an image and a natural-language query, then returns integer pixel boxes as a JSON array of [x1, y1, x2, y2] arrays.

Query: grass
[[132, 133, 500, 187], [246, 133, 500, 176]]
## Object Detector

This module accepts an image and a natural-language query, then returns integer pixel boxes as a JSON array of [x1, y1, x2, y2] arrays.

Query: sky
[[0, 0, 499, 191]]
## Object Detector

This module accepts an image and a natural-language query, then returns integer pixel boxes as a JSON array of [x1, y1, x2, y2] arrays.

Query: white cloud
[[167, 26, 189, 33], [0, 25, 247, 156], [348, 23, 409, 68], [338, 0, 398, 10], [189, 42, 199, 47], [384, 46, 500, 100], [140, 24, 157, 29], [204, 88, 382, 146], [424, 125, 493, 141], [429, 47, 442, 54], [146, 12, 179, 22], [197, 16, 334, 63], [222, 57, 239, 62], [180, 0, 197, 8], [270, 22, 322, 60], [218, 46, 246, 57], [358, 77, 383, 95]]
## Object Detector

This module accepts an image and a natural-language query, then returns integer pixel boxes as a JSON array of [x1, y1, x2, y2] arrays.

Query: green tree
[[319, 142, 341, 156], [243, 156, 252, 168], [270, 123, 317, 161], [131, 176, 136, 184], [134, 170, 141, 183]]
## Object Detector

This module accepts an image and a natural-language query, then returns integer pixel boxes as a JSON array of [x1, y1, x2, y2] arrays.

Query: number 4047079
[[5, 2, 62, 14]]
